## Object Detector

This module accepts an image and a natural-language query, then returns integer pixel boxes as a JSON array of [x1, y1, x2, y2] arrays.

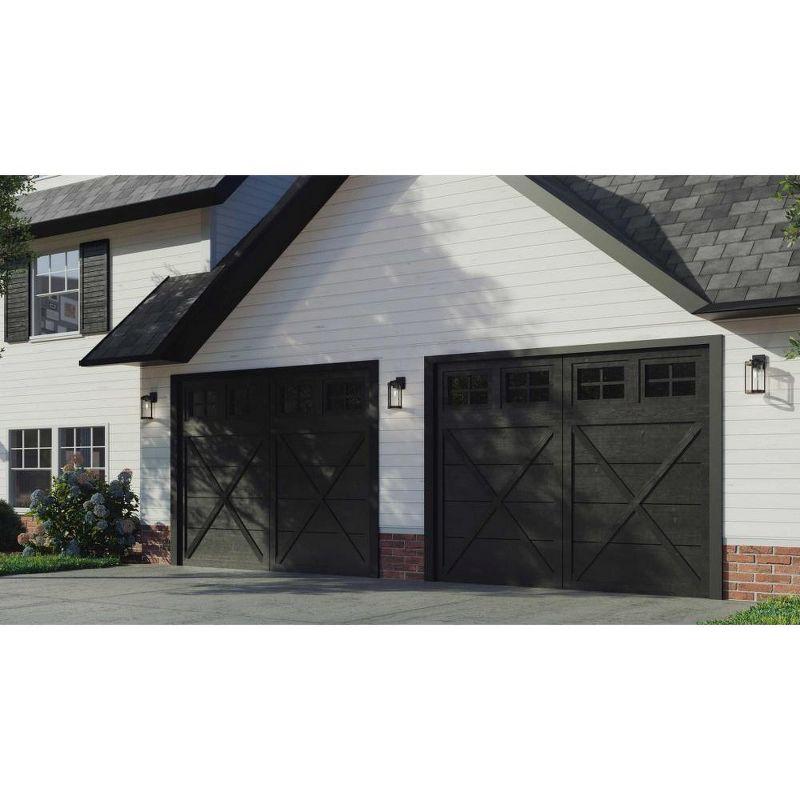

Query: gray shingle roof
[[534, 176, 800, 305], [19, 175, 245, 237]]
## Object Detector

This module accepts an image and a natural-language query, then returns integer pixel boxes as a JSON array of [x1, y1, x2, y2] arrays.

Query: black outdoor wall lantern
[[387, 377, 406, 409], [745, 355, 767, 394], [141, 392, 158, 419]]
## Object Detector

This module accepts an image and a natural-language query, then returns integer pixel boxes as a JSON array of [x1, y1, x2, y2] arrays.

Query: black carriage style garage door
[[176, 362, 378, 576], [428, 341, 721, 597]]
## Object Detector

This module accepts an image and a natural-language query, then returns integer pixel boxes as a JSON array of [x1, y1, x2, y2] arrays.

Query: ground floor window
[[58, 426, 106, 477], [9, 429, 53, 508], [8, 425, 108, 509]]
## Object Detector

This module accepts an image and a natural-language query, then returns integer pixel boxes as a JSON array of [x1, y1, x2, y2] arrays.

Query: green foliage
[[0, 500, 25, 552], [786, 334, 800, 360], [776, 176, 800, 246], [703, 594, 800, 625], [0, 175, 35, 297], [25, 459, 140, 557], [0, 553, 120, 576], [776, 178, 800, 358]]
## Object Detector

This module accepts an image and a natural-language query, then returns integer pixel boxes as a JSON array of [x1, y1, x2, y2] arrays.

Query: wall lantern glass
[[744, 355, 767, 394], [387, 377, 406, 409], [141, 392, 158, 419]]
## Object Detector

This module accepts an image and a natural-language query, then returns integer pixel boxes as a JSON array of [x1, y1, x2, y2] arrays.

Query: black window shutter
[[3, 262, 31, 343], [80, 239, 110, 335]]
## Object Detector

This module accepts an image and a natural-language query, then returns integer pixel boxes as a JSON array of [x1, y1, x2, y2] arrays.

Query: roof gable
[[80, 176, 347, 366]]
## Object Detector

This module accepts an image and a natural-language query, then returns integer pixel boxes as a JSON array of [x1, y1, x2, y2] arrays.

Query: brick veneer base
[[724, 545, 800, 601], [128, 523, 171, 565], [379, 532, 425, 580]]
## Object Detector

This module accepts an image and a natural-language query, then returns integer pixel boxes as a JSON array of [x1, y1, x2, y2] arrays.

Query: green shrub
[[25, 458, 140, 557], [0, 553, 120, 576], [703, 594, 800, 625], [0, 500, 24, 552]]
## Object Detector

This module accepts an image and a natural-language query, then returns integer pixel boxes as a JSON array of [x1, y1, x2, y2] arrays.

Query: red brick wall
[[128, 523, 171, 564], [724, 545, 800, 601], [379, 532, 425, 580]]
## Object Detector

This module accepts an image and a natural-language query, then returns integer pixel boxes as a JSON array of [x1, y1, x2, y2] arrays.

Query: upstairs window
[[32, 249, 80, 336]]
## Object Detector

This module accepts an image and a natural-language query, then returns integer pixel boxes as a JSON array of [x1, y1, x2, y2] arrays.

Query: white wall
[[210, 175, 296, 265], [0, 209, 210, 514], [139, 175, 800, 546]]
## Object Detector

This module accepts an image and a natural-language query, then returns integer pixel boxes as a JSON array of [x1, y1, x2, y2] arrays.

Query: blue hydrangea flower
[[96, 520, 108, 531], [90, 493, 104, 505], [94, 505, 109, 518], [85, 512, 95, 524], [30, 489, 45, 504]]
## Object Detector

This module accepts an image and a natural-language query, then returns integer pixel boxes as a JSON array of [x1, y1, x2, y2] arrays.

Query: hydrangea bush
[[21, 455, 140, 557]]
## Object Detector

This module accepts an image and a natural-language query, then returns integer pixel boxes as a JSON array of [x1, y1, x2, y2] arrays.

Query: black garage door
[[431, 344, 716, 597], [177, 363, 378, 576]]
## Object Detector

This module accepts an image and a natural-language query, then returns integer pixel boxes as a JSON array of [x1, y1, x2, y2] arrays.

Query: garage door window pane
[[505, 370, 550, 403], [447, 373, 490, 406], [578, 366, 625, 400], [325, 381, 364, 412], [645, 362, 696, 398]]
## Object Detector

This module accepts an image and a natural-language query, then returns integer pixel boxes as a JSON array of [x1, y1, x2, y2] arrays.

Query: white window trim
[[8, 424, 110, 514], [30, 247, 81, 339]]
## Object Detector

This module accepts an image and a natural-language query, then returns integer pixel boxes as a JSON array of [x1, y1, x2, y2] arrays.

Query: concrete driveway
[[0, 565, 742, 624]]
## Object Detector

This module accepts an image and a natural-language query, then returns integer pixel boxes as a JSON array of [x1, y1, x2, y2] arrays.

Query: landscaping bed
[[704, 594, 800, 625], [0, 553, 121, 577]]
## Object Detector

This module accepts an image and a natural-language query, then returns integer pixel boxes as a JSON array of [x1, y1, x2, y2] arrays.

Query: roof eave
[[694, 296, 800, 320], [29, 176, 246, 239], [499, 176, 709, 315]]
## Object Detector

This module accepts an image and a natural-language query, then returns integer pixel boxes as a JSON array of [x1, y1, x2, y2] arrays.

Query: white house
[[3, 174, 800, 601]]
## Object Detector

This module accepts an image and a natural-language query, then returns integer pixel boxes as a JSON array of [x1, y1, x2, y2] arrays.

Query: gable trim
[[80, 175, 347, 367], [499, 175, 709, 314]]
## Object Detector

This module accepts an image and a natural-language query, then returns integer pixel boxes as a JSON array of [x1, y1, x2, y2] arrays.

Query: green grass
[[703, 594, 800, 625], [0, 553, 121, 576]]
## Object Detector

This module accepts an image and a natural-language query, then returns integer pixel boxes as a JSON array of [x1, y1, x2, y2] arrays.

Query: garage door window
[[325, 380, 364, 412], [280, 382, 314, 415], [577, 366, 625, 400], [186, 389, 219, 419], [446, 373, 490, 406], [644, 362, 696, 398], [505, 369, 549, 403]]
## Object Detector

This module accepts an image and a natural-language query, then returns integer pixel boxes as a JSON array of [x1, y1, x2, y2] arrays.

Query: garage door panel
[[180, 364, 378, 577], [188, 436, 265, 468], [187, 526, 265, 568], [275, 530, 368, 573], [435, 345, 712, 596], [444, 427, 557, 465], [442, 538, 561, 587], [572, 423, 704, 465], [277, 432, 368, 467], [572, 463, 706, 505], [571, 541, 699, 593]]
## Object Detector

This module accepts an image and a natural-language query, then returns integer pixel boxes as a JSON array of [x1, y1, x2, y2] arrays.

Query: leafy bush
[[0, 553, 120, 576], [0, 500, 24, 552], [23, 456, 140, 557], [703, 594, 800, 625]]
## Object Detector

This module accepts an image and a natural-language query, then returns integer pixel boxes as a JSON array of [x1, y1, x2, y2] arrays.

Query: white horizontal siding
[[134, 175, 800, 546], [0, 209, 209, 517], [211, 176, 296, 265]]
